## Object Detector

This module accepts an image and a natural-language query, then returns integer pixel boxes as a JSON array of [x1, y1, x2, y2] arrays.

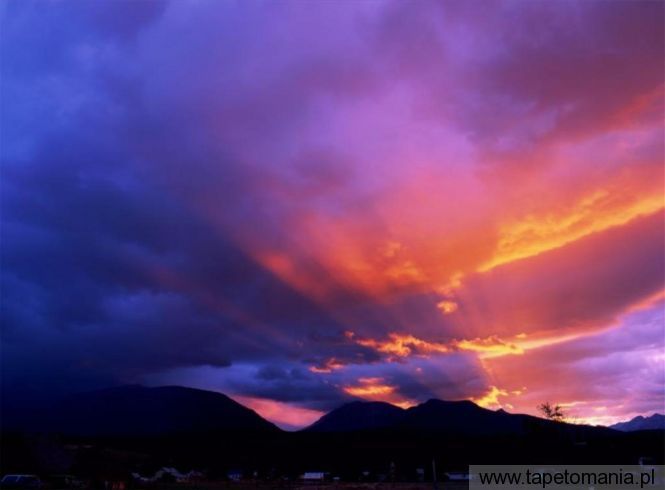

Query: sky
[[1, 0, 664, 430]]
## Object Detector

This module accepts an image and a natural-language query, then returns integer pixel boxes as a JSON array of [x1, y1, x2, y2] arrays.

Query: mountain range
[[609, 413, 665, 432], [305, 397, 615, 437], [3, 384, 626, 438], [2, 385, 664, 475]]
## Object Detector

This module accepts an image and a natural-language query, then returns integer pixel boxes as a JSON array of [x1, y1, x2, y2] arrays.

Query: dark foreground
[[1, 429, 663, 489], [2, 388, 663, 487]]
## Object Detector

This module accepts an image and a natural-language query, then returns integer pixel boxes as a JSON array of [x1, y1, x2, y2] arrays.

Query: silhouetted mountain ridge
[[610, 413, 665, 431], [4, 386, 663, 475], [4, 385, 280, 436], [4, 385, 621, 440], [305, 398, 617, 437]]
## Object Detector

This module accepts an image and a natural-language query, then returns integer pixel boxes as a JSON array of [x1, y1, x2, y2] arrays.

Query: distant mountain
[[306, 401, 404, 432], [6, 385, 280, 436], [610, 413, 665, 432]]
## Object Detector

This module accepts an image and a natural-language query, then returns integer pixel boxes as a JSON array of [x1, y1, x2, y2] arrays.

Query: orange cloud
[[349, 332, 451, 359], [472, 386, 510, 409], [456, 336, 524, 358], [309, 357, 346, 374], [346, 331, 569, 362], [436, 299, 458, 314], [480, 191, 664, 272], [343, 377, 396, 397], [343, 377, 415, 408]]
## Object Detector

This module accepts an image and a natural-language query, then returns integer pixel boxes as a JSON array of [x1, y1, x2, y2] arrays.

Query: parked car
[[0, 475, 42, 489]]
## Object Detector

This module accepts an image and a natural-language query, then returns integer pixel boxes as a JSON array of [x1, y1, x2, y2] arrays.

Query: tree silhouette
[[538, 402, 565, 422]]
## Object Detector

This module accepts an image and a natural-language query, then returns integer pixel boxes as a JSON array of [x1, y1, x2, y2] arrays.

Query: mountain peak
[[305, 400, 404, 432]]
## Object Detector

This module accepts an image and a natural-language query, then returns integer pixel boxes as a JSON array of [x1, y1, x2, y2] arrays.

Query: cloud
[[1, 0, 663, 426], [447, 212, 665, 339], [480, 299, 665, 425]]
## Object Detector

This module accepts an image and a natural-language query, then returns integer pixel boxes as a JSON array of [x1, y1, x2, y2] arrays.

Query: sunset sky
[[1, 0, 664, 430]]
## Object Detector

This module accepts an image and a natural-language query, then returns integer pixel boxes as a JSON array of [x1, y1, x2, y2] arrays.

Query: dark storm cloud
[[1, 109, 330, 398], [0, 0, 390, 398]]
